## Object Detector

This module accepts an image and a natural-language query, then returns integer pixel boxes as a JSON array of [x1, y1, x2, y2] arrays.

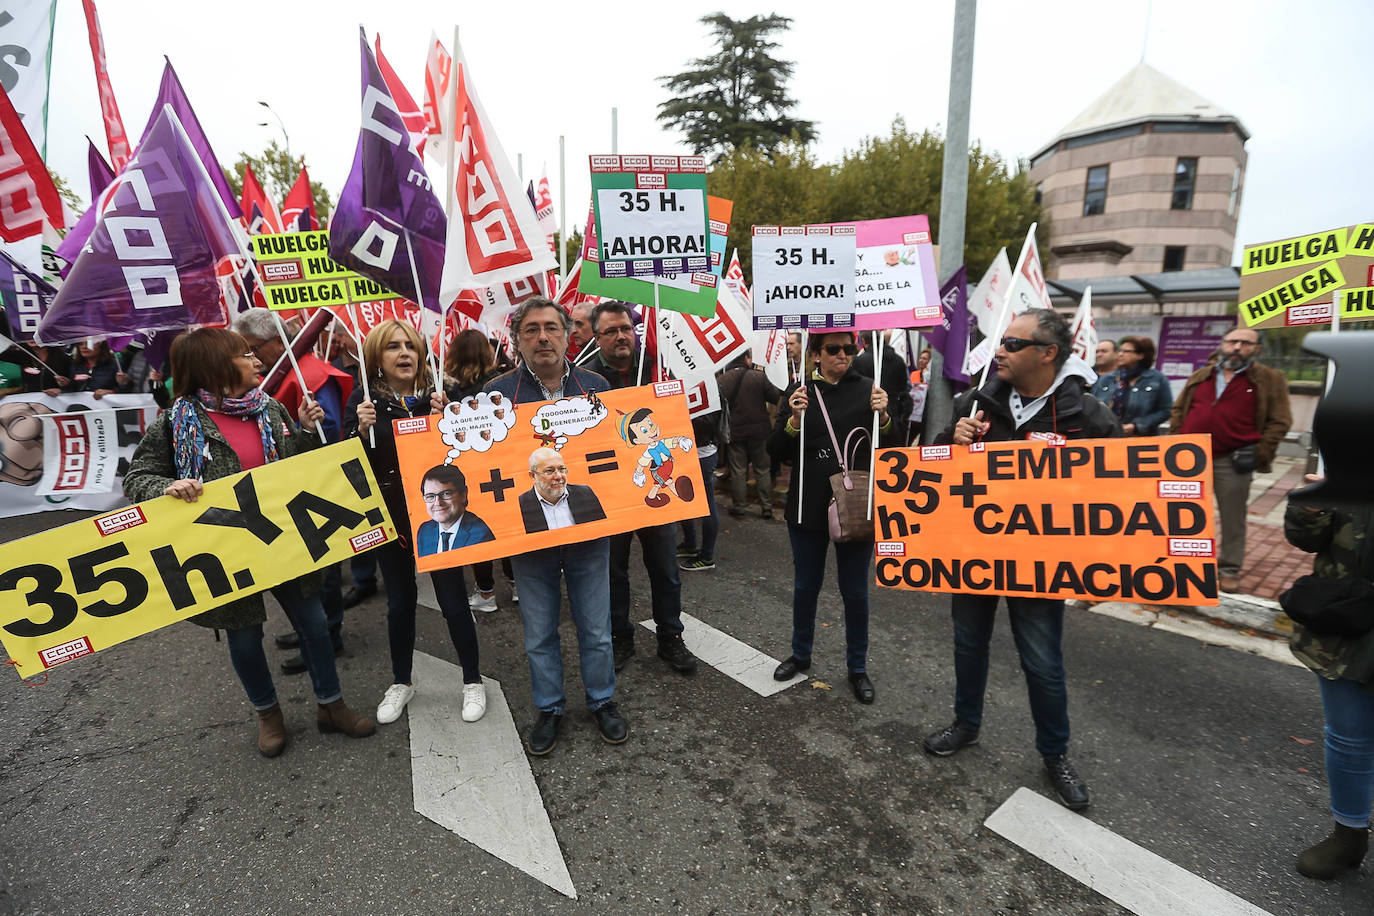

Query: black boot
[[1297, 823, 1368, 880]]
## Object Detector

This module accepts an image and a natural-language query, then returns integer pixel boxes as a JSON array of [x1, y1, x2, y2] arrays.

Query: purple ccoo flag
[[0, 249, 57, 341], [37, 105, 243, 344], [924, 266, 971, 387], [329, 28, 447, 312], [88, 139, 116, 203]]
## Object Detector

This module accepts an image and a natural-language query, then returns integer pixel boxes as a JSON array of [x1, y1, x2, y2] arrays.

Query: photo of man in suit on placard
[[519, 446, 607, 534], [415, 464, 496, 556]]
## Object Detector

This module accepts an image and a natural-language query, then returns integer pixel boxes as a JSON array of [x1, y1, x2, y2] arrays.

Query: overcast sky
[[42, 0, 1374, 270]]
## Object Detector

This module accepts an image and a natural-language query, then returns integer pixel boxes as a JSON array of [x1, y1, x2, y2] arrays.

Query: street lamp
[[257, 100, 291, 161]]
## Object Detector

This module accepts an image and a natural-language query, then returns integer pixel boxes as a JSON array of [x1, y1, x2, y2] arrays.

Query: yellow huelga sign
[[1239, 223, 1374, 328], [1338, 287, 1374, 319], [873, 436, 1218, 606], [0, 440, 394, 679], [252, 230, 399, 310]]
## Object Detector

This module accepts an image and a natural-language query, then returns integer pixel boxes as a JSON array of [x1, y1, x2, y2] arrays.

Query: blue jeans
[[510, 538, 615, 715], [951, 594, 1070, 757], [226, 576, 341, 709], [1318, 675, 1374, 829], [609, 523, 685, 643], [678, 451, 719, 561], [786, 524, 871, 673], [321, 562, 343, 636], [374, 541, 481, 685], [350, 552, 378, 589]]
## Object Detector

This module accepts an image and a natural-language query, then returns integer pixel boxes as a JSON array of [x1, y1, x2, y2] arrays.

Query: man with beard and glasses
[[1170, 326, 1292, 594]]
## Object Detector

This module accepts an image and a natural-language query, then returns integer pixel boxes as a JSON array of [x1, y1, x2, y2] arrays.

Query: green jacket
[[1284, 503, 1374, 688], [123, 398, 322, 630]]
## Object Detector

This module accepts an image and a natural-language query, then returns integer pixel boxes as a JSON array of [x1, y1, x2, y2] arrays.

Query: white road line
[[408, 651, 576, 899], [640, 612, 807, 697], [985, 788, 1273, 916]]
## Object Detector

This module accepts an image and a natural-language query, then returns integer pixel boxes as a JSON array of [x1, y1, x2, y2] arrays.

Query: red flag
[[81, 0, 131, 169], [0, 88, 64, 242], [280, 166, 319, 231], [376, 34, 428, 158], [422, 32, 451, 163], [438, 36, 554, 298], [239, 164, 282, 235]]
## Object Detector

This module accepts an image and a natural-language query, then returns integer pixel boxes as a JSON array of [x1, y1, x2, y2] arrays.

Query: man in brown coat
[[719, 353, 782, 518], [1170, 326, 1292, 592]]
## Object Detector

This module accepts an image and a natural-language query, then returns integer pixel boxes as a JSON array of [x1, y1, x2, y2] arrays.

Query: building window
[[1172, 158, 1197, 210], [1034, 182, 1043, 206], [1227, 166, 1241, 217], [1083, 165, 1108, 216], [1163, 246, 1186, 272]]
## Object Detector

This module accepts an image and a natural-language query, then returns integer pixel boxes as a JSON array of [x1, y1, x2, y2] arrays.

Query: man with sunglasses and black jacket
[[924, 308, 1121, 811]]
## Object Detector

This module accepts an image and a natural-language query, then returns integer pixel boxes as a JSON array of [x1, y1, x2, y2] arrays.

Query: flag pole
[[270, 310, 327, 443], [968, 222, 1036, 417], [573, 343, 600, 367], [866, 332, 881, 521], [558, 135, 566, 283], [343, 302, 376, 448], [796, 329, 808, 525]]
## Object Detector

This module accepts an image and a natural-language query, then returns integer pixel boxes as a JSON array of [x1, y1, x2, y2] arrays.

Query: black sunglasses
[[823, 343, 858, 356], [1000, 336, 1049, 353]]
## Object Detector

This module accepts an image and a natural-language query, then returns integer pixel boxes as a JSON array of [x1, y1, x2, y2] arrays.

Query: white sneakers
[[462, 681, 487, 722], [377, 682, 416, 724], [469, 590, 498, 613], [509, 582, 519, 604]]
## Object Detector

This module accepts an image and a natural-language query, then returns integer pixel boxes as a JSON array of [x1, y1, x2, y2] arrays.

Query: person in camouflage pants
[[1284, 487, 1374, 880]]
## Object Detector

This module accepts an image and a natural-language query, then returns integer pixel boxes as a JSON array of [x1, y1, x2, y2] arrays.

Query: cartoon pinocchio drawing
[[617, 406, 695, 507]]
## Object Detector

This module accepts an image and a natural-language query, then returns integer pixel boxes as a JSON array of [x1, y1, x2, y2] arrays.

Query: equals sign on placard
[[586, 450, 619, 474]]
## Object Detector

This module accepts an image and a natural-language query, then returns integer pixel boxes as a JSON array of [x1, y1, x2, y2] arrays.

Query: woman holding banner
[[445, 329, 515, 611], [347, 320, 487, 727], [767, 331, 896, 704], [124, 327, 376, 758]]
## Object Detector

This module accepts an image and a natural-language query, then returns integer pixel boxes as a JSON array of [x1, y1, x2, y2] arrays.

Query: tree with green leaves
[[223, 141, 332, 224], [658, 13, 817, 161]]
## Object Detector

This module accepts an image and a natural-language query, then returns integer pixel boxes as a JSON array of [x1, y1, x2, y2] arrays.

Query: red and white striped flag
[[422, 33, 451, 164], [81, 0, 131, 169]]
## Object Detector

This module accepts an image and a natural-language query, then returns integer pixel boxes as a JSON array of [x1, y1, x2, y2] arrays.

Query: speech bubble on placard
[[529, 394, 608, 451], [437, 392, 517, 460]]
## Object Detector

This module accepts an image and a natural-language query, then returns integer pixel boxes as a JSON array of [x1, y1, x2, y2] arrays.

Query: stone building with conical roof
[[1029, 62, 1248, 281]]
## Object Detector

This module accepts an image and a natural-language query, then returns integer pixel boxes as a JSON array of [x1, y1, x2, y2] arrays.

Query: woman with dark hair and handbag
[[124, 328, 375, 757], [766, 330, 897, 704], [1283, 474, 1374, 880]]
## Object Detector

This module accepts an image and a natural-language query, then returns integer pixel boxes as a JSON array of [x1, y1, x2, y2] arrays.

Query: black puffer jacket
[[344, 386, 432, 544], [767, 368, 903, 532]]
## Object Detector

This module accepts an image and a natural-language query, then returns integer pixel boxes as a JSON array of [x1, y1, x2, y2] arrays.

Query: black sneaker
[[675, 543, 698, 559], [279, 653, 306, 675], [657, 635, 698, 674], [1044, 755, 1090, 810], [613, 639, 635, 672], [728, 506, 747, 519], [274, 632, 300, 650], [593, 702, 629, 744], [527, 710, 562, 756], [923, 720, 980, 757], [679, 557, 715, 571], [342, 583, 377, 609]]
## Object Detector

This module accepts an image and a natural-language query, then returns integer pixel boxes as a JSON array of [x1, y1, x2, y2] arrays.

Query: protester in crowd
[[347, 320, 487, 726], [767, 330, 896, 705], [1283, 477, 1374, 880], [19, 341, 69, 395], [570, 301, 595, 359], [589, 301, 699, 675], [234, 308, 354, 672], [854, 330, 913, 442], [485, 297, 627, 755], [123, 327, 374, 757], [68, 340, 129, 399], [786, 332, 804, 384], [719, 352, 781, 520], [1170, 326, 1292, 593], [678, 407, 722, 571], [118, 339, 172, 409], [926, 309, 1121, 810], [1089, 335, 1172, 435], [445, 328, 515, 612], [1094, 338, 1119, 377], [329, 329, 379, 608], [908, 348, 933, 444]]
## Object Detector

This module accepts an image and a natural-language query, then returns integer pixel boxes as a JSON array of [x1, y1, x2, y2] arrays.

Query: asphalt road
[[0, 508, 1366, 915]]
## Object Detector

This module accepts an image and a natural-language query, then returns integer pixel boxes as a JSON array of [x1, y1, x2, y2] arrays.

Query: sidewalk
[[1236, 456, 1311, 601]]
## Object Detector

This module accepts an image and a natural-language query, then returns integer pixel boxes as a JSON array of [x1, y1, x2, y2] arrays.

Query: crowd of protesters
[[2, 300, 1367, 882]]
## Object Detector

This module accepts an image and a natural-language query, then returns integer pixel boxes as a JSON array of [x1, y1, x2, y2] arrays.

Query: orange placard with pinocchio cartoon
[[394, 380, 708, 573]]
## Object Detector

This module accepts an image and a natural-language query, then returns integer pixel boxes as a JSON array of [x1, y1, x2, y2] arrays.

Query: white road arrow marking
[[640, 612, 807, 696]]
